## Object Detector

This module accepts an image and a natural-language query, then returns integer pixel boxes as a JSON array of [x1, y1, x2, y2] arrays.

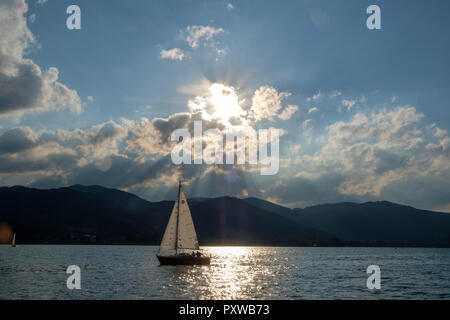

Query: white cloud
[[160, 48, 186, 61], [307, 91, 321, 102], [0, 0, 34, 60], [329, 90, 342, 98], [184, 25, 225, 48], [216, 48, 227, 56], [302, 119, 313, 129], [278, 105, 299, 120], [289, 144, 302, 154], [0, 0, 82, 118], [265, 105, 450, 210], [435, 127, 447, 138], [327, 106, 424, 150], [308, 107, 318, 114], [226, 2, 234, 10], [298, 106, 435, 197], [251, 86, 291, 120], [341, 99, 357, 111]]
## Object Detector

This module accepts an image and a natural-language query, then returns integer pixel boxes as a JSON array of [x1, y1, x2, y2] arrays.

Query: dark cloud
[[30, 154, 174, 191], [0, 57, 44, 114], [0, 127, 36, 154], [0, 149, 77, 174], [153, 113, 191, 143], [89, 122, 123, 145], [374, 149, 407, 174], [380, 174, 450, 211], [0, 156, 47, 173], [151, 111, 224, 144], [261, 173, 367, 207]]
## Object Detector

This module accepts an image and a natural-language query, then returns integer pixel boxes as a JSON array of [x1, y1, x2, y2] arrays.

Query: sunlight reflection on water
[[1, 245, 450, 299]]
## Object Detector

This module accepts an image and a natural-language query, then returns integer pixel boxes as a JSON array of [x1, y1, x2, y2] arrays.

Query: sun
[[187, 82, 247, 127], [208, 83, 245, 125]]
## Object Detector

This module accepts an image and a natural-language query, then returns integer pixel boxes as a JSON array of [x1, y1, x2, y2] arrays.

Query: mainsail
[[159, 183, 199, 252], [176, 186, 199, 250], [159, 200, 178, 251]]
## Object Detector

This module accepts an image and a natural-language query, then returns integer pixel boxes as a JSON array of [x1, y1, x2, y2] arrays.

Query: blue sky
[[22, 0, 450, 129], [1, 0, 450, 211]]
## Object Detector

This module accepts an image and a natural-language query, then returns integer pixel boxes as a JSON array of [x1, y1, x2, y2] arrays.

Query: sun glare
[[208, 83, 245, 125]]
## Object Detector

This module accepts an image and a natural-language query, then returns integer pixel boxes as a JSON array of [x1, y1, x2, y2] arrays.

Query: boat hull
[[157, 255, 210, 265]]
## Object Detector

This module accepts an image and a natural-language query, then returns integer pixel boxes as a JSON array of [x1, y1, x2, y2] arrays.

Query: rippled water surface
[[1, 246, 449, 299]]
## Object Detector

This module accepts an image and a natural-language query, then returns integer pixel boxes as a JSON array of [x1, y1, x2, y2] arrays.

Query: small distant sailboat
[[156, 182, 210, 265], [11, 232, 16, 247]]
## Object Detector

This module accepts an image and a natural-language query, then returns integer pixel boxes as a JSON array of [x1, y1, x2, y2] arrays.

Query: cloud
[[0, 79, 287, 194], [434, 127, 447, 138], [160, 48, 186, 61], [187, 83, 246, 127], [266, 105, 450, 210], [278, 105, 299, 120], [251, 86, 291, 120], [0, 0, 82, 118], [302, 119, 313, 129], [0, 127, 36, 155], [226, 2, 234, 10], [0, 112, 227, 193], [0, 120, 155, 184], [0, 26, 447, 214], [88, 121, 125, 145], [341, 99, 357, 111], [327, 106, 423, 149], [308, 107, 318, 114], [307, 107, 448, 203], [329, 90, 342, 98], [0, 104, 449, 211], [307, 91, 321, 102], [184, 25, 225, 48]]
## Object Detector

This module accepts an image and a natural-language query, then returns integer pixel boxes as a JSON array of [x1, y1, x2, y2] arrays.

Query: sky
[[1, 0, 450, 211]]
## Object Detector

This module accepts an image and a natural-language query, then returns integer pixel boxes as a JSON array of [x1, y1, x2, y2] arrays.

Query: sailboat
[[156, 182, 210, 265], [11, 232, 16, 247]]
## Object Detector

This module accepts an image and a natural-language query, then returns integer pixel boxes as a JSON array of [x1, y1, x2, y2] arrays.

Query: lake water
[[0, 246, 449, 299]]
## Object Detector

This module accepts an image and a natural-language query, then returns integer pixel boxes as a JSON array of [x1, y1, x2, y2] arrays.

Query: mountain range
[[0, 185, 449, 247]]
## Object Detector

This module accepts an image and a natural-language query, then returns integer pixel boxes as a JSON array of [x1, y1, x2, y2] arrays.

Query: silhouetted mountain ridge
[[1, 185, 449, 247]]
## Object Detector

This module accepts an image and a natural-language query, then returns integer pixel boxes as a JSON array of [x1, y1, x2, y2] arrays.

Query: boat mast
[[174, 181, 181, 254]]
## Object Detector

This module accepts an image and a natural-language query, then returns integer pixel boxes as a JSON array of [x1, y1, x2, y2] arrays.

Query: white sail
[[177, 186, 199, 250], [158, 183, 199, 253], [159, 200, 178, 251]]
